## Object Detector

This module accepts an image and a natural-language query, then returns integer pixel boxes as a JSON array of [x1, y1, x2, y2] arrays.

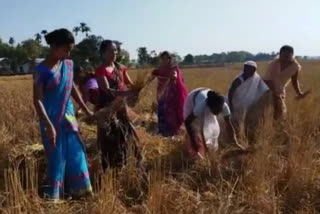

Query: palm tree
[[150, 50, 157, 58], [80, 22, 86, 31], [83, 26, 91, 37], [79, 22, 91, 37], [73, 26, 81, 36], [41, 30, 48, 36], [9, 37, 15, 46], [34, 33, 42, 43]]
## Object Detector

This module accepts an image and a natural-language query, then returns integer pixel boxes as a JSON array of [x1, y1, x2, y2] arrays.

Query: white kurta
[[229, 72, 269, 124]]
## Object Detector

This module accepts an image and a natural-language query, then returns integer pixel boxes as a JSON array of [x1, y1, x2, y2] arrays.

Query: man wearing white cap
[[228, 61, 269, 129]]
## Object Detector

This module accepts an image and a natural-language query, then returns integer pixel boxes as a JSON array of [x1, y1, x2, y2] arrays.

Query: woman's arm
[[33, 82, 56, 146], [79, 85, 88, 104], [96, 75, 136, 97], [184, 113, 198, 152], [123, 70, 134, 88], [71, 82, 93, 116], [75, 85, 88, 115]]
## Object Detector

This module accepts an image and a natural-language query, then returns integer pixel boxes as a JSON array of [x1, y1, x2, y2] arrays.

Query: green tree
[[171, 52, 182, 64], [0, 43, 13, 59], [9, 37, 15, 46], [71, 35, 103, 67], [40, 46, 50, 58], [119, 49, 130, 66], [114, 40, 123, 61], [112, 40, 130, 65], [34, 33, 42, 43], [114, 40, 122, 49], [149, 50, 159, 66], [225, 51, 249, 63], [41, 30, 48, 38], [209, 53, 225, 63], [10, 45, 27, 72], [73, 26, 81, 36], [80, 22, 91, 37], [183, 54, 194, 65], [137, 47, 150, 66], [21, 39, 42, 59]]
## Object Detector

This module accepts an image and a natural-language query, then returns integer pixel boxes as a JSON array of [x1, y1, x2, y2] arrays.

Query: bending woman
[[183, 88, 241, 158], [74, 66, 99, 107], [33, 29, 93, 200], [151, 51, 188, 137], [95, 40, 142, 171]]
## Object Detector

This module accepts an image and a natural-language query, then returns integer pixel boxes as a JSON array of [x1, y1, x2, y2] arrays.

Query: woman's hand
[[85, 109, 94, 118], [76, 109, 83, 117], [197, 152, 205, 160], [169, 69, 177, 80], [84, 110, 96, 124], [34, 80, 57, 147], [86, 109, 95, 121], [45, 124, 57, 147]]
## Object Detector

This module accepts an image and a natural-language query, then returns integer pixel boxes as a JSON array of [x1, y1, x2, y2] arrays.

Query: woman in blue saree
[[33, 29, 93, 200]]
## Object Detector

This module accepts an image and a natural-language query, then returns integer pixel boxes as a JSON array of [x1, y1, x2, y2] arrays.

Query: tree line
[[0, 22, 309, 74], [0, 23, 130, 73], [137, 48, 282, 67]]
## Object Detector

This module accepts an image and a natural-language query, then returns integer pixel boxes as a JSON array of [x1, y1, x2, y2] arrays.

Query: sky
[[0, 0, 319, 59]]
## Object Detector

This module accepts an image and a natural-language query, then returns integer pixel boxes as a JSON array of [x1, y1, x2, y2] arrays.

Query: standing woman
[[95, 40, 142, 171], [151, 51, 188, 137], [33, 29, 93, 200]]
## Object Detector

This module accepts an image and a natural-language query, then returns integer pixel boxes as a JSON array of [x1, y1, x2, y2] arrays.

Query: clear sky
[[0, 0, 319, 59]]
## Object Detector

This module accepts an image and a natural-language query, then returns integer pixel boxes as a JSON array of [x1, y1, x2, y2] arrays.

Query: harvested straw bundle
[[127, 70, 152, 107], [8, 143, 44, 162], [95, 97, 126, 129], [131, 70, 151, 91]]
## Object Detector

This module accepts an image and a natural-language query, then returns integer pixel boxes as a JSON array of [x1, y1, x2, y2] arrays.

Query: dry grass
[[0, 61, 319, 214]]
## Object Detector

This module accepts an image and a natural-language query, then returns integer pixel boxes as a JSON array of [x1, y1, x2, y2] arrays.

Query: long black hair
[[99, 40, 114, 57], [44, 28, 75, 46]]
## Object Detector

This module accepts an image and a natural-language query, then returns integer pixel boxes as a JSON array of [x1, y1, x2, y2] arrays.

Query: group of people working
[[33, 28, 309, 200]]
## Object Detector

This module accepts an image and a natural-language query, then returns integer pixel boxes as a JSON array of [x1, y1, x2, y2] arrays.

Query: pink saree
[[153, 65, 188, 136]]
